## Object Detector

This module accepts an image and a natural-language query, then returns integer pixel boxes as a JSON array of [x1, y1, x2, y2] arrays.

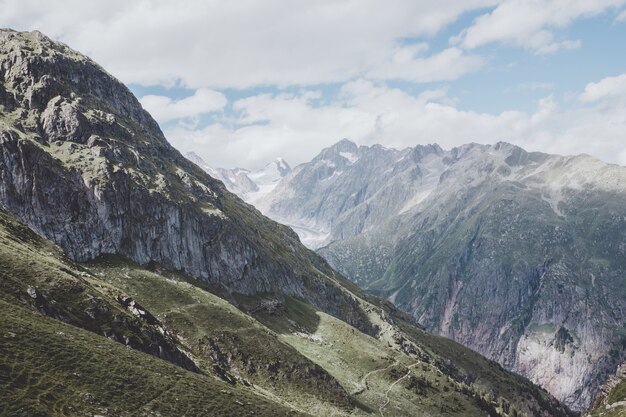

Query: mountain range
[[251, 138, 626, 411], [186, 151, 292, 203], [0, 29, 580, 417]]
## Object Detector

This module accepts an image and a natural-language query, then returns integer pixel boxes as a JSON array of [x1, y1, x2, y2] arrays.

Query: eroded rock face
[[0, 29, 370, 333], [587, 361, 626, 416]]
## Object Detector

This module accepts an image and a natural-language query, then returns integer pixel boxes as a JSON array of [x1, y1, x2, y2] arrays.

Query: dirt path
[[351, 360, 400, 396], [379, 362, 420, 417]]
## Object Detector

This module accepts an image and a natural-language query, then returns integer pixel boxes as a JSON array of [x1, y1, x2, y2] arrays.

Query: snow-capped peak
[[250, 158, 292, 185], [185, 151, 219, 176], [339, 151, 359, 164]]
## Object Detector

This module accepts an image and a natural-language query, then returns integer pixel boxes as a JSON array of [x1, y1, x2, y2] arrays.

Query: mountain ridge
[[256, 137, 626, 410]]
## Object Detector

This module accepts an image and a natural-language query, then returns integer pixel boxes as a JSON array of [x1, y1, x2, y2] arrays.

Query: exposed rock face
[[259, 139, 626, 410], [587, 361, 626, 416], [0, 29, 369, 333]]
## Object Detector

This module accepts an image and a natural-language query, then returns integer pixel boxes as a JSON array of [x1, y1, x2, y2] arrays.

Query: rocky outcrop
[[586, 361, 626, 416], [0, 209, 197, 372], [0, 29, 371, 333], [260, 139, 626, 410]]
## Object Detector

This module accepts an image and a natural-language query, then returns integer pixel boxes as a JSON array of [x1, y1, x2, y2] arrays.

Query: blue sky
[[3, 0, 626, 168]]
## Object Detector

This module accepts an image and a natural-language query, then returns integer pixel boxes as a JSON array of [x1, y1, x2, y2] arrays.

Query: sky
[[2, 0, 626, 169]]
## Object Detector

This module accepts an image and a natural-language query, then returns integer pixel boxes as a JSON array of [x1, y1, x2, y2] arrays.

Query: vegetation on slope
[[0, 208, 575, 416]]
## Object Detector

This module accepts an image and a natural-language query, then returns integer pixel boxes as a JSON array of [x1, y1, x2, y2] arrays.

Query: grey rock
[[26, 286, 39, 299]]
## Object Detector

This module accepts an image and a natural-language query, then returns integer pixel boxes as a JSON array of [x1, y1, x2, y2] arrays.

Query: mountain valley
[[0, 29, 583, 417]]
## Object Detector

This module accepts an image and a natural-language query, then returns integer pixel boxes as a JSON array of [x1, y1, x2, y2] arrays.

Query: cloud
[[455, 0, 626, 54], [139, 89, 227, 123], [0, 0, 496, 88], [580, 72, 626, 102], [4, 1, 624, 170], [166, 78, 626, 169], [534, 39, 581, 55], [367, 46, 484, 83]]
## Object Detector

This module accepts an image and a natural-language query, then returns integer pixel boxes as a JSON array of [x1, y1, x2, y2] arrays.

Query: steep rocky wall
[[0, 29, 370, 333]]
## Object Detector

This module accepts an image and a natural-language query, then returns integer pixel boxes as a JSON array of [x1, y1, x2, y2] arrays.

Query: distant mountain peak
[[328, 138, 358, 152], [184, 152, 291, 202], [267, 157, 292, 177], [249, 157, 292, 189], [185, 151, 208, 166], [336, 138, 357, 146]]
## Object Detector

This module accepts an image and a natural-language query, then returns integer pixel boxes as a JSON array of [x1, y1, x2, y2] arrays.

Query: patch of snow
[[388, 288, 401, 304], [541, 188, 565, 217], [246, 182, 281, 204], [322, 170, 343, 181], [265, 216, 331, 249], [339, 151, 359, 164], [289, 223, 331, 249], [317, 159, 336, 169]]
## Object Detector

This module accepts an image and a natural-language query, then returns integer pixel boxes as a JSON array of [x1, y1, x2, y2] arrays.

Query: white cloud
[[139, 89, 226, 123], [534, 39, 581, 55], [456, 0, 626, 54], [617, 9, 626, 21], [0, 0, 496, 88], [367, 47, 484, 83], [580, 72, 626, 102], [3, 1, 624, 169], [167, 79, 626, 169]]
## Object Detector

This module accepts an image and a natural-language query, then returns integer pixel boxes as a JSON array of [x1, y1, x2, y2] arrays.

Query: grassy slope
[[254, 297, 573, 417], [0, 208, 574, 416], [86, 256, 354, 415], [0, 300, 301, 417], [0, 209, 321, 416]]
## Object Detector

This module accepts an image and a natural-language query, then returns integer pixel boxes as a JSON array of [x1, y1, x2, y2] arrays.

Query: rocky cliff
[[0, 29, 368, 332], [259, 139, 626, 410]]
